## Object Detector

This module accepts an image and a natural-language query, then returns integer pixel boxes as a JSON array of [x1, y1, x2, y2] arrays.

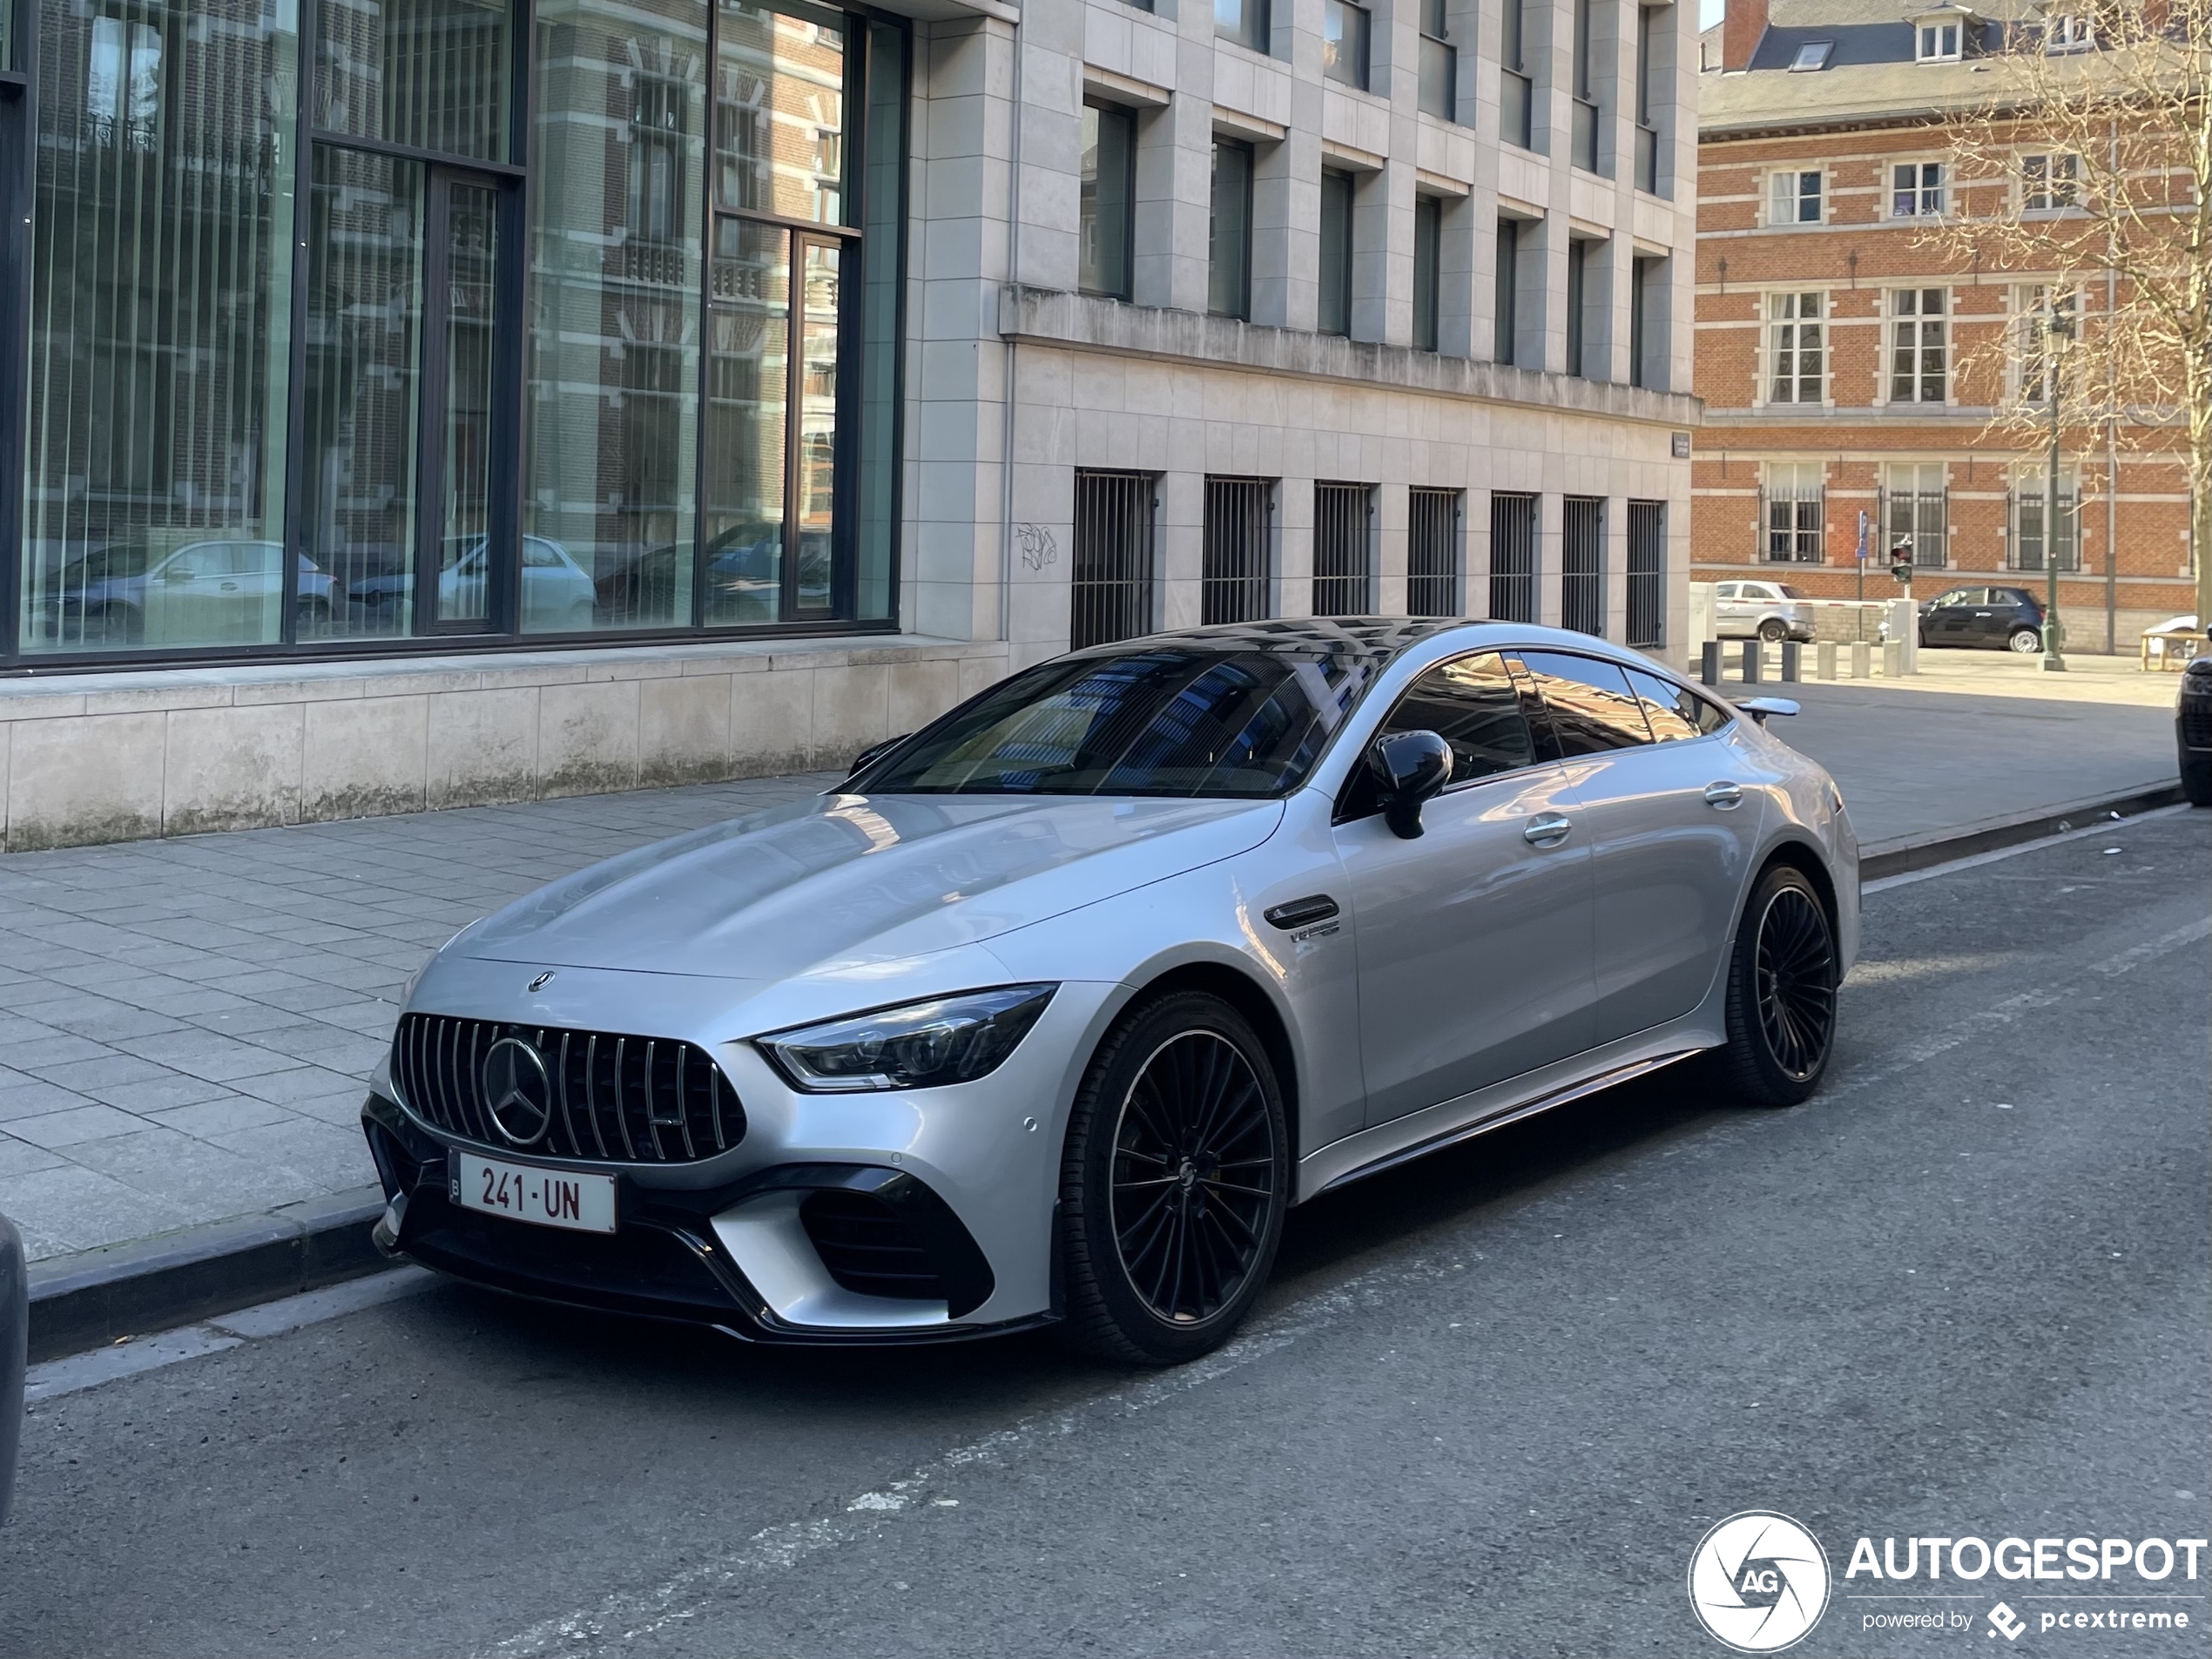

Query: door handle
[[1523, 813, 1572, 847], [1703, 781, 1744, 809]]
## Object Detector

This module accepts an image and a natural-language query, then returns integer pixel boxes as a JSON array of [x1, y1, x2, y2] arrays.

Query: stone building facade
[[0, 0, 1701, 848], [1692, 0, 2199, 651]]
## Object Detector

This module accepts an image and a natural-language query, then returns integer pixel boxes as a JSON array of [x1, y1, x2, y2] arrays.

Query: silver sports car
[[362, 620, 1856, 1365]]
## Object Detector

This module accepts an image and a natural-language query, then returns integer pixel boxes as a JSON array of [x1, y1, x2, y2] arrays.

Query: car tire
[[1710, 863, 1838, 1109], [2007, 627, 2042, 655], [2182, 745, 2212, 808], [1057, 990, 1289, 1366], [1757, 618, 1788, 644]]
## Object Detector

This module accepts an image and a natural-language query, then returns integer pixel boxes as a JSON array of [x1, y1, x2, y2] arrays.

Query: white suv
[[1714, 580, 1816, 644]]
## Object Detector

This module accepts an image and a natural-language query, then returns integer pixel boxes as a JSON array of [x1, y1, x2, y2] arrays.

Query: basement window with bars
[[2010, 467, 2080, 571], [1488, 491, 1539, 623], [1070, 470, 1155, 647], [1407, 488, 1460, 616], [1884, 462, 1948, 567], [1561, 495, 1604, 637], [1626, 500, 1663, 649], [1204, 476, 1273, 623], [1312, 483, 1373, 615], [1763, 462, 1824, 563]]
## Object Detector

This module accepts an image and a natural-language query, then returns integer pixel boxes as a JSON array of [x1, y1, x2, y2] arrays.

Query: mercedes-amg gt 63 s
[[362, 620, 1856, 1365]]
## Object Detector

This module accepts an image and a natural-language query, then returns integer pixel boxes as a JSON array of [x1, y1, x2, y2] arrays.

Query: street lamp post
[[2042, 310, 2071, 672]]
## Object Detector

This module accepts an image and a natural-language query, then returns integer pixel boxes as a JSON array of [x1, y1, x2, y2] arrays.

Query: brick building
[[1691, 0, 2199, 651]]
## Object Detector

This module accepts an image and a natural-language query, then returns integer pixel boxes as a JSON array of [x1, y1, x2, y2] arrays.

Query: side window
[[1622, 667, 1719, 741], [1381, 651, 1537, 784], [1514, 650, 1655, 755], [1716, 583, 1740, 599], [523, 538, 562, 569]]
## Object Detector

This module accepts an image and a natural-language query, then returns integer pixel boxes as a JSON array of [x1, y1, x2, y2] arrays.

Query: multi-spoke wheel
[[1712, 863, 1838, 1107], [1059, 991, 1288, 1365]]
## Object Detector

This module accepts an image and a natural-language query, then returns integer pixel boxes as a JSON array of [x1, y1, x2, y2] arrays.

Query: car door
[[1713, 583, 1744, 637], [1923, 588, 1976, 645], [1515, 650, 1766, 1048], [1330, 650, 1596, 1128]]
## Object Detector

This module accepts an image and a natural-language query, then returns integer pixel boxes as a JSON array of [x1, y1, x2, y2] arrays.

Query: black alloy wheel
[[1754, 884, 1836, 1083], [1712, 863, 1838, 1107], [1059, 991, 1288, 1365]]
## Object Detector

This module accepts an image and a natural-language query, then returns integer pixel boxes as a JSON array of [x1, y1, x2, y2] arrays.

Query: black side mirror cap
[[1367, 730, 1453, 840], [848, 733, 912, 779]]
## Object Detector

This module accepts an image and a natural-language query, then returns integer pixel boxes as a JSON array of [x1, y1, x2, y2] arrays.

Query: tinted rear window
[[857, 647, 1381, 798]]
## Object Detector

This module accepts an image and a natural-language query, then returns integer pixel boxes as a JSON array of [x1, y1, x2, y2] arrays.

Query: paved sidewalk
[[0, 670, 2182, 1268]]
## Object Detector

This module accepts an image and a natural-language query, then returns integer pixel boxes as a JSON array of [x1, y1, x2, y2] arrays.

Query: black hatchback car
[[2180, 654, 2212, 806], [1912, 586, 2051, 653]]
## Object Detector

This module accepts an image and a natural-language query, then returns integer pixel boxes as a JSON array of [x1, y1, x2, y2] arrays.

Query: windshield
[[856, 645, 1383, 799]]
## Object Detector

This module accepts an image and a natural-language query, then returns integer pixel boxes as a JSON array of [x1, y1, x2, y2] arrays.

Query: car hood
[[456, 792, 1285, 981]]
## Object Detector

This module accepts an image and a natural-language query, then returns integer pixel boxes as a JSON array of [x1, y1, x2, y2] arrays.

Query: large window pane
[[853, 17, 903, 623], [716, 0, 846, 226], [704, 218, 788, 625], [524, 0, 705, 631], [1318, 169, 1352, 336], [305, 149, 424, 642], [795, 239, 840, 617], [1209, 140, 1251, 320], [441, 181, 500, 622], [1079, 104, 1134, 300], [22, 0, 300, 654], [316, 0, 509, 163]]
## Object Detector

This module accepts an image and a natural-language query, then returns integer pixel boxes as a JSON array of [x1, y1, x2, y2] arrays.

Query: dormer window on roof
[[1791, 41, 1834, 71], [1911, 2, 1976, 61], [2039, 4, 2093, 51]]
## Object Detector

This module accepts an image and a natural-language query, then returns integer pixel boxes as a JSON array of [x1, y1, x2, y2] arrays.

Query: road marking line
[[1864, 804, 2192, 894], [23, 1268, 438, 1405]]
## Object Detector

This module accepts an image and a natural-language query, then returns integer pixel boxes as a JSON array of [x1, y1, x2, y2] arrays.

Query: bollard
[[1851, 640, 1871, 678], [1740, 640, 1761, 685], [1779, 641, 1801, 683], [1882, 639, 1903, 678], [1816, 640, 1838, 681], [1700, 640, 1722, 686]]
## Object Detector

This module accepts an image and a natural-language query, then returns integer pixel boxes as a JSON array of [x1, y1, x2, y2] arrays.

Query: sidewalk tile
[[6, 1103, 150, 1149], [233, 1064, 364, 1107], [111, 1028, 310, 1082], [12, 1034, 123, 1072], [0, 1136, 68, 1177], [23, 996, 186, 1044], [0, 1079, 93, 1123], [65, 1127, 320, 1221], [208, 1116, 377, 1190], [83, 1073, 235, 1114], [145, 1096, 299, 1138], [0, 1163, 192, 1254]]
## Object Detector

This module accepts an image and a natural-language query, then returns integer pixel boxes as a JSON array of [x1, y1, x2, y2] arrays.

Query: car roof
[[1063, 617, 1467, 664]]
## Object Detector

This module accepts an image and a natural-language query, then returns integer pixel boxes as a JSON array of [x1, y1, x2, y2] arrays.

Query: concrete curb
[[20, 779, 2195, 1364]]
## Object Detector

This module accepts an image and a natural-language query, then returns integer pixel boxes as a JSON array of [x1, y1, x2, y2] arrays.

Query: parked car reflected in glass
[[30, 541, 336, 649], [346, 536, 596, 634], [595, 526, 833, 629]]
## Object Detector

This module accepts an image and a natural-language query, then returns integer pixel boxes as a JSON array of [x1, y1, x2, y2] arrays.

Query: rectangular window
[[1634, 3, 1660, 193], [1080, 104, 1136, 300], [1566, 239, 1589, 378], [1889, 289, 1947, 403], [1419, 0, 1455, 120], [1764, 462, 1823, 563], [315, 0, 509, 163], [1630, 257, 1658, 389], [1413, 196, 1442, 353], [1570, 0, 1599, 172], [2012, 467, 2079, 571], [1072, 470, 1155, 647], [1216, 0, 1270, 52], [1489, 490, 1539, 622], [2021, 152, 2079, 212], [1318, 170, 1354, 336], [1312, 482, 1372, 614], [1885, 462, 1947, 567], [1407, 488, 1460, 616], [1890, 161, 1946, 218], [1501, 0, 1533, 147], [1323, 0, 1369, 89], [1562, 495, 1604, 637], [1494, 218, 1520, 365], [2017, 285, 2075, 403], [1204, 476, 1272, 623], [1210, 139, 1254, 320], [1769, 170, 1822, 225], [1916, 21, 1959, 59], [1626, 500, 1663, 648], [1768, 292, 1824, 404], [2045, 11, 2091, 51]]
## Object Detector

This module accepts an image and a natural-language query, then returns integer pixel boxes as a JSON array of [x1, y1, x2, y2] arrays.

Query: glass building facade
[[0, 0, 904, 664]]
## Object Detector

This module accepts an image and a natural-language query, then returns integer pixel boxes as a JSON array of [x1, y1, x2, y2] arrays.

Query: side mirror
[[848, 733, 911, 779], [1366, 731, 1453, 840], [1738, 697, 1799, 725]]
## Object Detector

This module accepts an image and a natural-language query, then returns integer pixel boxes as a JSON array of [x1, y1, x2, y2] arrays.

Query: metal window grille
[[1762, 471, 1824, 563], [1562, 494, 1604, 637], [2009, 488, 2080, 572], [1312, 482, 1373, 615], [1882, 484, 1949, 567], [1204, 476, 1273, 623], [1407, 488, 1460, 617], [1626, 499, 1663, 649], [1071, 469, 1155, 648], [1488, 490, 1539, 622]]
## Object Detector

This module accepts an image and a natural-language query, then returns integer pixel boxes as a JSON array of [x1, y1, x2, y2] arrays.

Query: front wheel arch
[[1114, 961, 1302, 1173]]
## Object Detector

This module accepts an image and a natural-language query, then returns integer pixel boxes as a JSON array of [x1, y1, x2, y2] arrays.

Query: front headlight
[[757, 984, 1058, 1093]]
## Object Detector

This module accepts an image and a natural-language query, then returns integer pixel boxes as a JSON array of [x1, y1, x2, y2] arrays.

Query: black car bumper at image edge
[[361, 1094, 1026, 1345]]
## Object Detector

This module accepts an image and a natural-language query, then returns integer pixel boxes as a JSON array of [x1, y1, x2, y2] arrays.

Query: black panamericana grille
[[799, 1190, 947, 1301], [392, 1014, 745, 1163], [2182, 704, 2212, 750]]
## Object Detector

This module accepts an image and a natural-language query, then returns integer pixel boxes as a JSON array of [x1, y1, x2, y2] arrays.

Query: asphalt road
[[2, 813, 2206, 1659]]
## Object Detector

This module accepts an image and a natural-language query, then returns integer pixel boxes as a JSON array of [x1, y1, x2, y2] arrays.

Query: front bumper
[[362, 1093, 1054, 1345]]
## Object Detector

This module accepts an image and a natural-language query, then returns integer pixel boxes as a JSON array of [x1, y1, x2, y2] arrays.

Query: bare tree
[[1919, 0, 2211, 631]]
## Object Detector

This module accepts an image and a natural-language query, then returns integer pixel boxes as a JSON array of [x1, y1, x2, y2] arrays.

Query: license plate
[[450, 1151, 617, 1234]]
